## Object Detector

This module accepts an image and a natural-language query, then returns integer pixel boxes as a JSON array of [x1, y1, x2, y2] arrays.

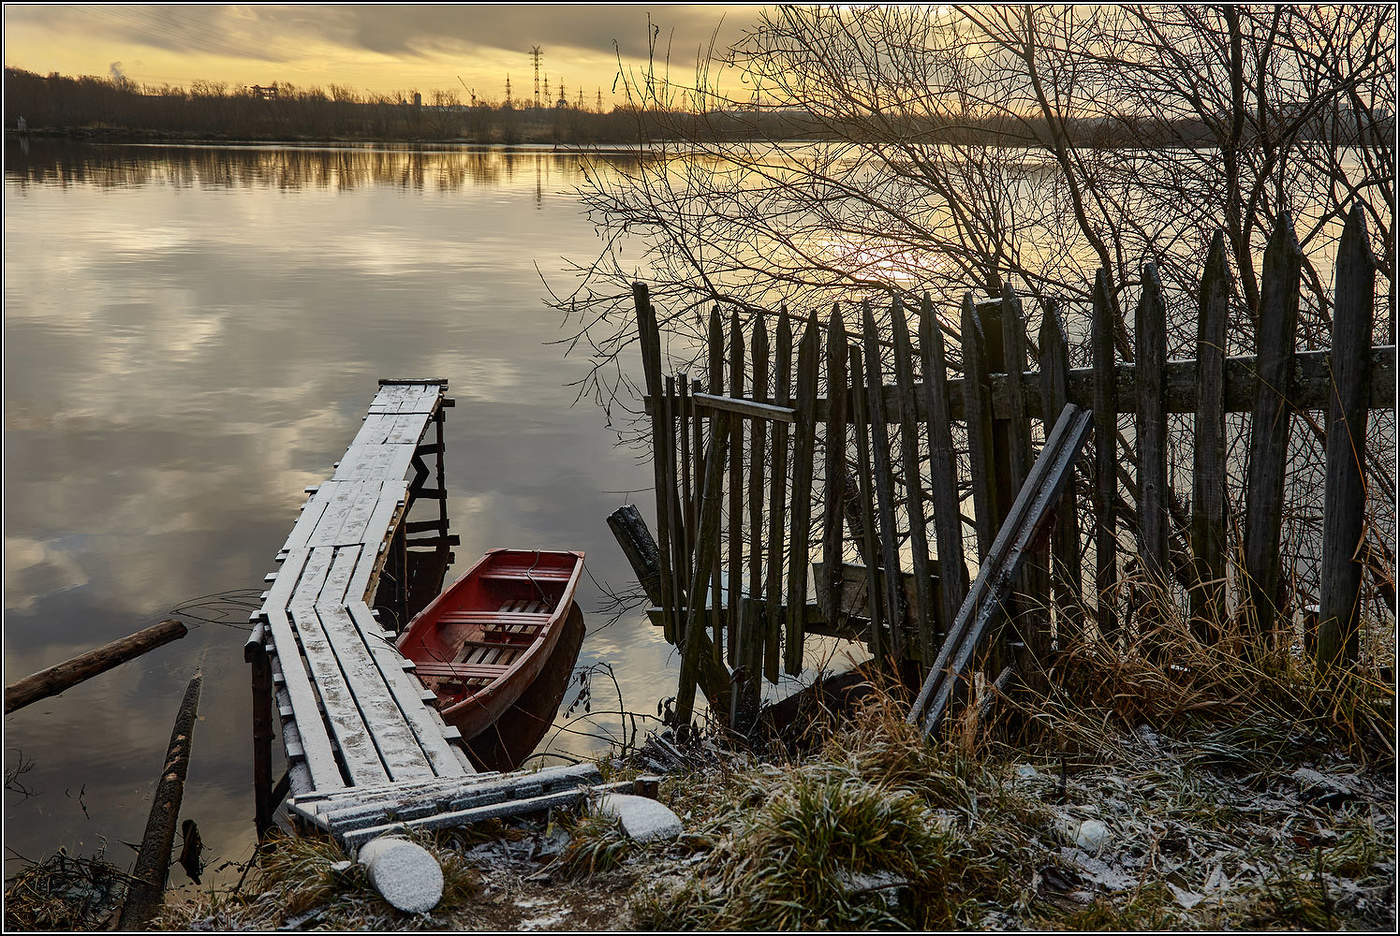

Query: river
[[3, 140, 700, 888]]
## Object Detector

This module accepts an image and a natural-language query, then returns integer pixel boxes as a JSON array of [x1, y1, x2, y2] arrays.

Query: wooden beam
[[7, 619, 188, 714], [690, 392, 796, 422]]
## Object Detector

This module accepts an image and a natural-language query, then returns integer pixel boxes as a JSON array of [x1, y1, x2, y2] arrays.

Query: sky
[[3, 4, 758, 104]]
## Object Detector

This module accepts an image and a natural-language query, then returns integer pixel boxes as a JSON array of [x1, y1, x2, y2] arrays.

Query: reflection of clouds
[[3, 536, 89, 614], [3, 142, 670, 876]]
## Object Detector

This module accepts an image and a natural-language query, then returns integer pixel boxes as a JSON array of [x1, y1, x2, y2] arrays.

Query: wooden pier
[[244, 379, 608, 843]]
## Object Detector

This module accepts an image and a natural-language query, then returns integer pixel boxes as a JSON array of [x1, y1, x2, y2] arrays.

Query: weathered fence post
[[707, 306, 726, 661], [1190, 235, 1230, 641], [745, 321, 769, 710], [633, 283, 675, 645], [848, 344, 886, 664], [1135, 263, 1169, 643], [1243, 213, 1302, 647], [820, 305, 848, 627], [785, 316, 820, 674], [1091, 270, 1120, 642], [862, 300, 907, 658], [764, 308, 793, 682], [961, 295, 999, 561], [1318, 205, 1376, 667], [920, 294, 969, 638], [727, 311, 745, 667], [663, 375, 686, 644], [675, 414, 732, 727], [1038, 300, 1082, 644], [890, 297, 936, 664]]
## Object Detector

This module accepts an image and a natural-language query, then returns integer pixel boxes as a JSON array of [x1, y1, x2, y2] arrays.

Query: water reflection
[[3, 139, 672, 885], [4, 140, 643, 194]]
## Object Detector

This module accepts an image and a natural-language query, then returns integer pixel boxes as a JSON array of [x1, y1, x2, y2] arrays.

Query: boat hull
[[395, 547, 585, 744]]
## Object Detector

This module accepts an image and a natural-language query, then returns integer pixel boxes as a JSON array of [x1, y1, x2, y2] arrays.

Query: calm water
[[2, 141, 697, 886]]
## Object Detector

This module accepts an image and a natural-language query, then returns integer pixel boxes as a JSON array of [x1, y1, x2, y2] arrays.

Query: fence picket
[[891, 297, 937, 663], [1190, 235, 1230, 640], [849, 344, 886, 664], [764, 309, 793, 682], [863, 300, 907, 656], [1039, 299, 1082, 642], [1243, 214, 1302, 646], [1092, 270, 1120, 642], [785, 316, 820, 675], [821, 305, 849, 626], [920, 294, 969, 638], [1318, 206, 1376, 667]]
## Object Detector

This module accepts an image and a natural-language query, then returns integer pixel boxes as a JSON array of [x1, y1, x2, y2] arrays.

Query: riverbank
[[16, 634, 1381, 932], [140, 682, 1391, 931]]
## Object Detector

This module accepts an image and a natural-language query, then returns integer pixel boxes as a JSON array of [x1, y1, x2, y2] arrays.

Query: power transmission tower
[[596, 87, 603, 112], [505, 74, 512, 107], [558, 80, 566, 107], [543, 75, 549, 103], [576, 87, 584, 109], [529, 46, 542, 109]]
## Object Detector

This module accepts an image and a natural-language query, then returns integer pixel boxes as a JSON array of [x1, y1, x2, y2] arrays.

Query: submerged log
[[5, 619, 187, 714], [118, 670, 202, 930]]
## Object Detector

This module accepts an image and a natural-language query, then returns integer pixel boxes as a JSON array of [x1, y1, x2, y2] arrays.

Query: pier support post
[[249, 645, 275, 839]]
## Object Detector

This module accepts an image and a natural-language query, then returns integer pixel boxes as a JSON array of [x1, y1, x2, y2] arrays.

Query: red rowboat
[[396, 548, 585, 743]]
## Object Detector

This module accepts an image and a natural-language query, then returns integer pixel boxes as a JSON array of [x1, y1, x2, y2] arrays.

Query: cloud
[[7, 4, 749, 68]]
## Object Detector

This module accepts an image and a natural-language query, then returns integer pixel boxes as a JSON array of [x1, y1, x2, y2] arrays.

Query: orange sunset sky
[[4, 4, 757, 103]]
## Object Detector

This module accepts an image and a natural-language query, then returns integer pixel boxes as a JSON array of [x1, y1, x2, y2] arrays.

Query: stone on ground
[[357, 836, 443, 913], [593, 793, 683, 842]]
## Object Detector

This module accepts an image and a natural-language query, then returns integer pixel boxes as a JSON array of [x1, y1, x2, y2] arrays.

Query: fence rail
[[629, 207, 1394, 727]]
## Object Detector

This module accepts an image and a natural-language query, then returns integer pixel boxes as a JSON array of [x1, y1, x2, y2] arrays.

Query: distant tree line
[[10, 66, 1387, 148]]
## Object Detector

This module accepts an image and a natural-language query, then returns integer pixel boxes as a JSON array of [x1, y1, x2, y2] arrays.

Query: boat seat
[[481, 568, 573, 583], [414, 661, 511, 680], [438, 611, 551, 624]]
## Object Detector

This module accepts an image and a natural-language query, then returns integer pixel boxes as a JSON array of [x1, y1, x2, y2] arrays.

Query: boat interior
[[398, 549, 580, 698]]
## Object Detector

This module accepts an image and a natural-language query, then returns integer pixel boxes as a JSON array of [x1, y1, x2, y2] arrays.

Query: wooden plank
[[890, 297, 936, 662], [727, 310, 745, 667], [342, 601, 469, 778], [1318, 205, 1376, 667], [678, 372, 695, 610], [1190, 235, 1229, 640], [260, 606, 344, 786], [919, 294, 969, 641], [1092, 269, 1120, 642], [314, 608, 435, 781], [848, 344, 885, 664], [691, 393, 795, 422], [961, 295, 998, 561], [675, 408, 733, 726], [820, 304, 848, 627], [788, 348, 1396, 423], [288, 546, 390, 787], [785, 315, 820, 674], [764, 308, 792, 683], [1038, 298, 1082, 644], [999, 286, 1046, 670], [351, 413, 398, 447], [1243, 213, 1302, 645], [862, 300, 906, 658], [347, 487, 407, 604], [333, 445, 417, 483], [909, 405, 1093, 736], [745, 321, 769, 709], [282, 492, 331, 553], [632, 283, 675, 648], [663, 376, 682, 645], [708, 306, 725, 662], [1135, 264, 1170, 591]]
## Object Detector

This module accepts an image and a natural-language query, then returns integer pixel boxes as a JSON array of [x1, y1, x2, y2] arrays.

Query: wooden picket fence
[[630, 206, 1395, 728]]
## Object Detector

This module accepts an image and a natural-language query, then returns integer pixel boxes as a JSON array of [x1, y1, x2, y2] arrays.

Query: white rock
[[357, 836, 443, 914], [593, 793, 683, 842], [1059, 817, 1110, 853], [1014, 764, 1040, 781]]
